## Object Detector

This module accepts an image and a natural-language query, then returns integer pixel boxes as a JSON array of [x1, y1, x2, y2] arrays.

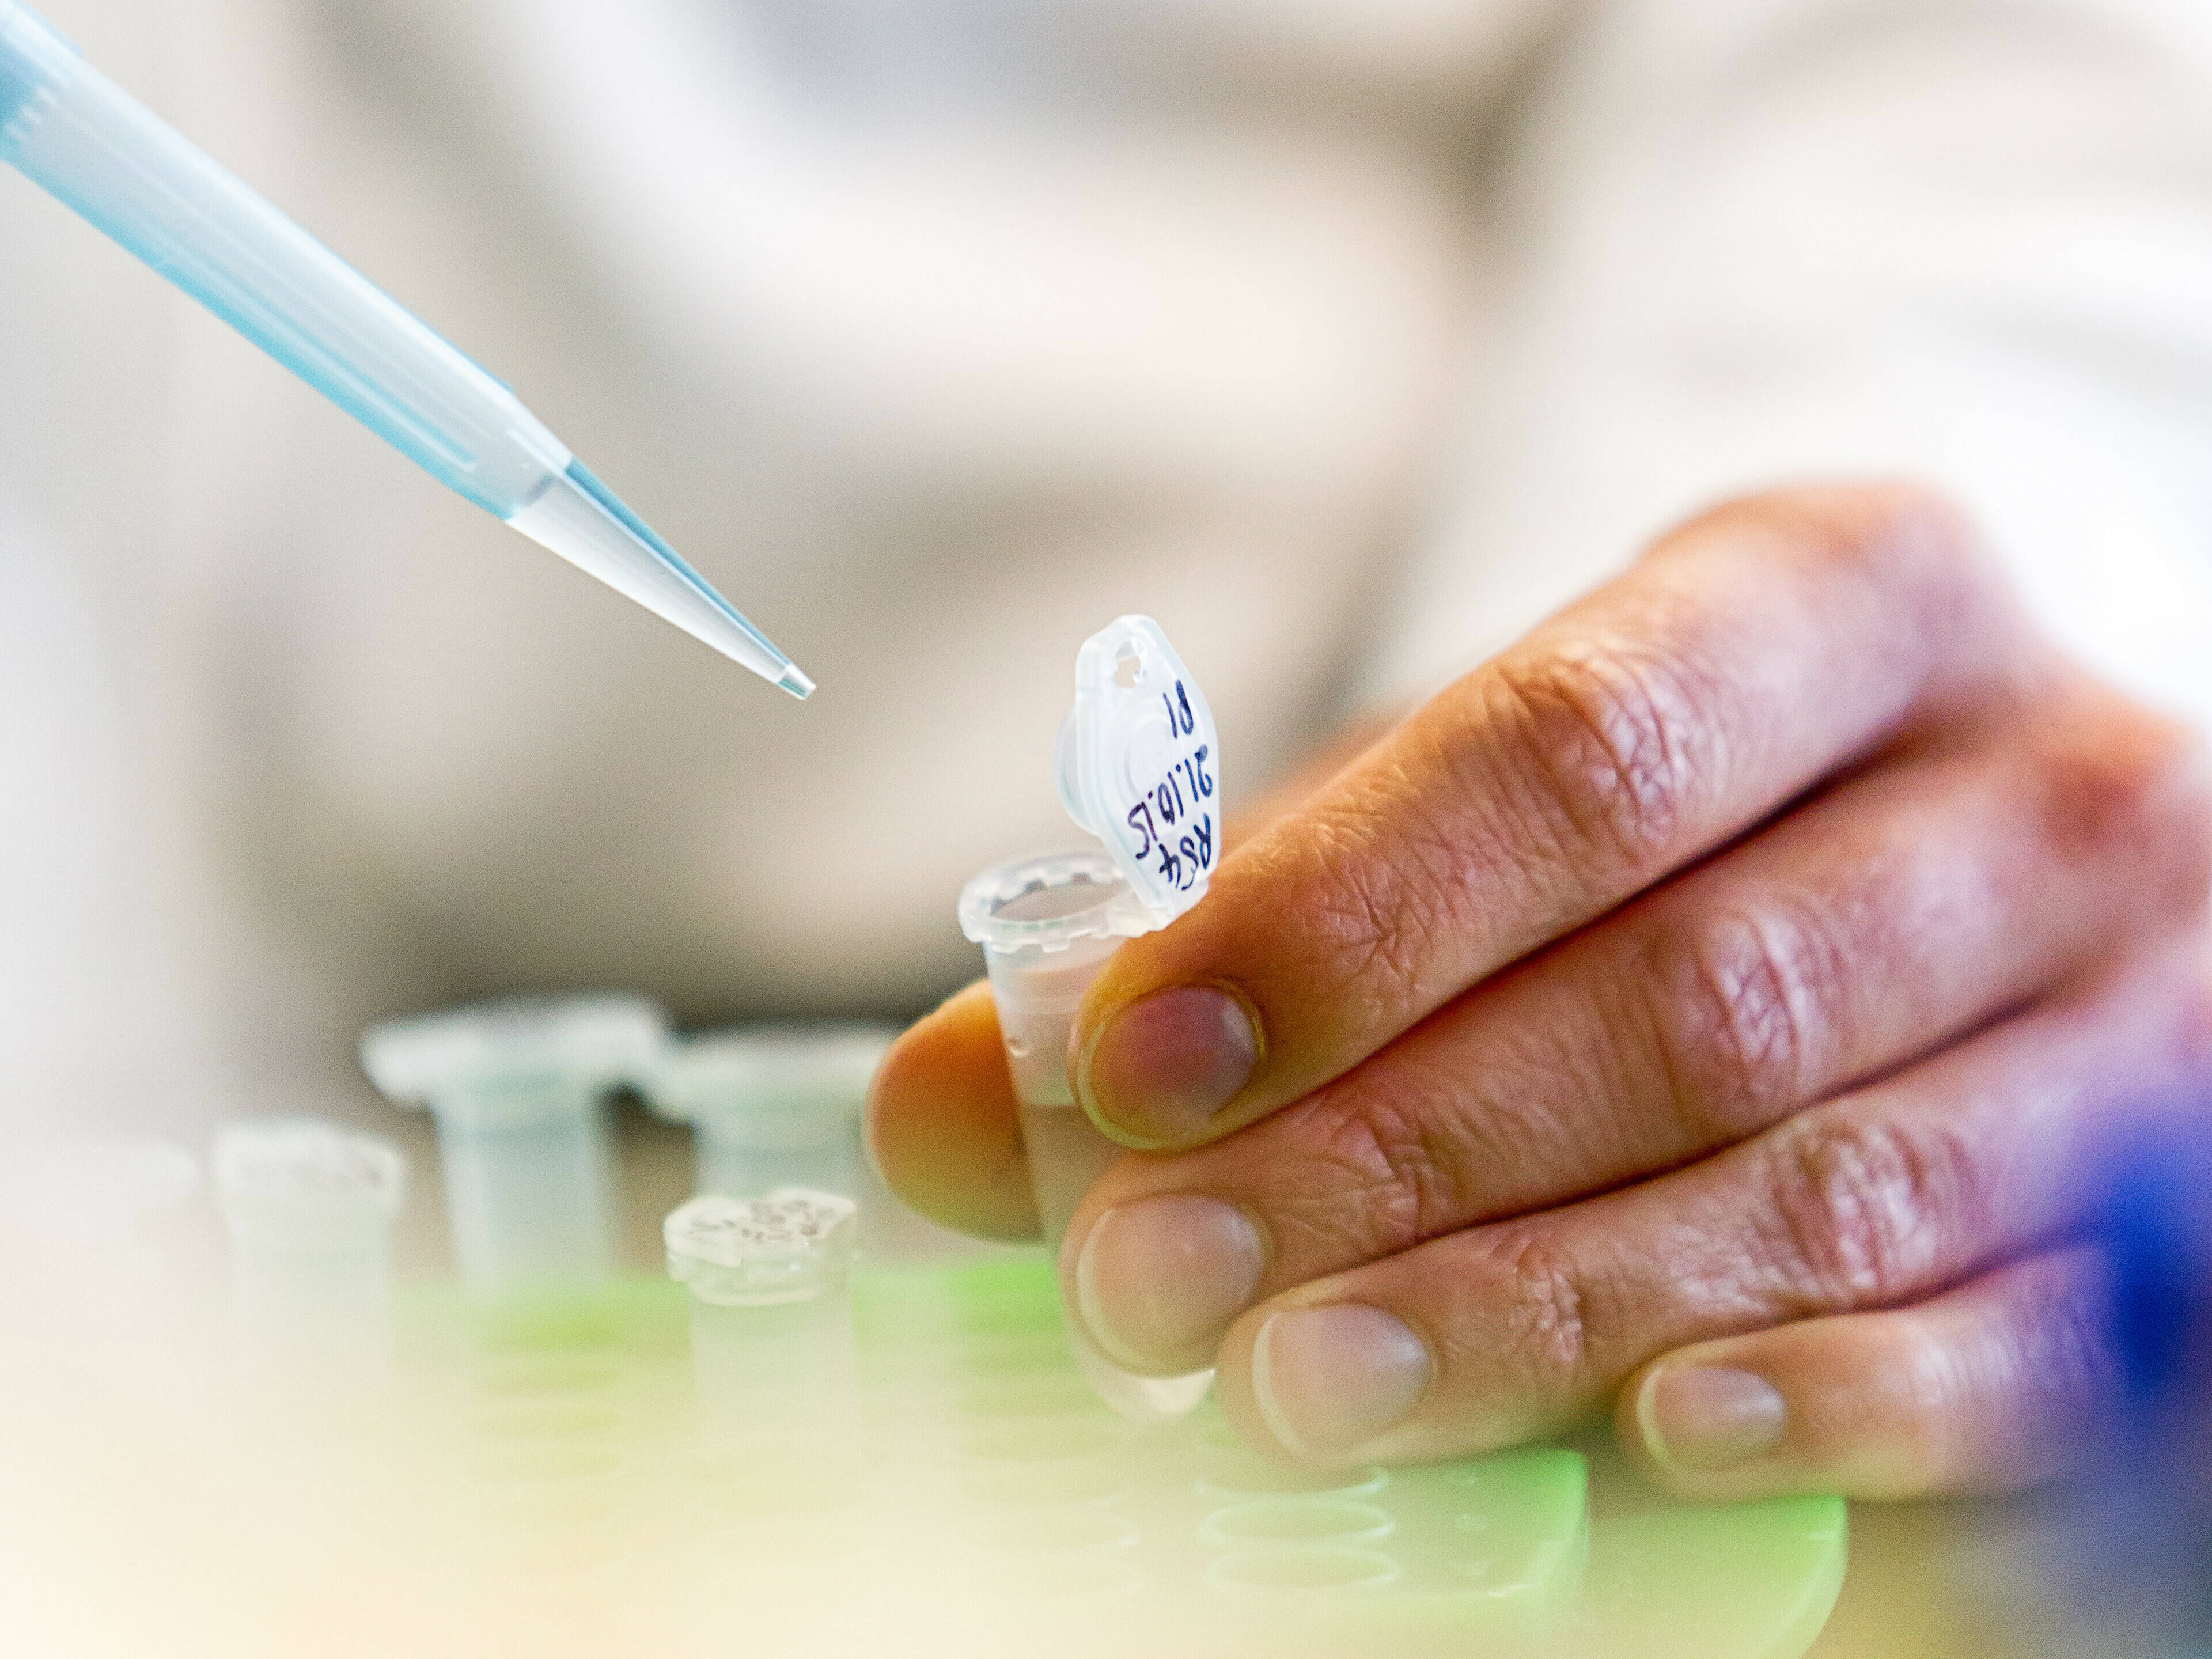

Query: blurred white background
[[4, 0, 2212, 1135]]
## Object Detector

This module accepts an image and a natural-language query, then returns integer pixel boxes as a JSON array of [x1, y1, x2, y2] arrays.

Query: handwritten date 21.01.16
[[1123, 683, 1215, 894]]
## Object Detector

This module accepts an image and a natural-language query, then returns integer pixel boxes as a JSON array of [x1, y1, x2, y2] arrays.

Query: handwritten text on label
[[1121, 680, 1216, 895]]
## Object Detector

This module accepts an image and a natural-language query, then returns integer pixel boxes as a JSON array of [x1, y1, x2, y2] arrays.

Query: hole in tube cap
[[957, 849, 1141, 946]]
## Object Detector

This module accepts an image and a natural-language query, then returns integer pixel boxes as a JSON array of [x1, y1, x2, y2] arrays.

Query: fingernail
[[1080, 986, 1259, 1143], [1249, 1305, 1430, 1459], [1636, 1365, 1788, 1472], [1073, 1196, 1264, 1371]]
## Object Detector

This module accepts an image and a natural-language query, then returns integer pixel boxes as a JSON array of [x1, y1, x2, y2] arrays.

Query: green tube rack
[[355, 1254, 1846, 1658]]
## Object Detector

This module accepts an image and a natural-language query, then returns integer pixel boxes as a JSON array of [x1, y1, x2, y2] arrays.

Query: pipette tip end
[[507, 461, 815, 699]]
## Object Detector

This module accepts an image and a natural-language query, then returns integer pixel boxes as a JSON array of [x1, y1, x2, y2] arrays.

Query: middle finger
[[1215, 939, 2211, 1467]]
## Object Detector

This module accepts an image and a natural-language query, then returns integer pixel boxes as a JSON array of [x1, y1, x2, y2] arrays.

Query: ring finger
[[1618, 1243, 2116, 1501], [1207, 941, 2210, 1467]]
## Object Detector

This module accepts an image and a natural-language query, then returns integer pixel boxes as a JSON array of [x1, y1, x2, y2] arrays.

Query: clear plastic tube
[[961, 850, 1213, 1425], [644, 1024, 893, 1204], [0, 0, 808, 695], [957, 617, 1224, 1422], [212, 1118, 406, 1391], [665, 1189, 863, 1493], [360, 994, 668, 1288], [429, 1081, 617, 1287]]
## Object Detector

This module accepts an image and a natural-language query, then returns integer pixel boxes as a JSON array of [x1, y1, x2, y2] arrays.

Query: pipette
[[0, 0, 810, 697]]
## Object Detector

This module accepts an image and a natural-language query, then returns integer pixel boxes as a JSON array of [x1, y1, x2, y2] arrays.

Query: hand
[[870, 483, 2212, 1501]]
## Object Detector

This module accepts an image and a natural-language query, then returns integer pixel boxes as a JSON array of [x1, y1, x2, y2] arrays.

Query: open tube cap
[[959, 847, 1141, 949], [1055, 616, 1221, 932]]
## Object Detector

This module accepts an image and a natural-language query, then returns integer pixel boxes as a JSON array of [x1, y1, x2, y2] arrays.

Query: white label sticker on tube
[[1056, 616, 1221, 930]]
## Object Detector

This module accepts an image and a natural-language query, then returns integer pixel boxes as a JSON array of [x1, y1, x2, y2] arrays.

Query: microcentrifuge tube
[[963, 851, 1215, 1424], [960, 616, 1225, 1426], [665, 1189, 863, 1490], [212, 1118, 406, 1391], [360, 994, 668, 1288], [644, 1024, 892, 1206]]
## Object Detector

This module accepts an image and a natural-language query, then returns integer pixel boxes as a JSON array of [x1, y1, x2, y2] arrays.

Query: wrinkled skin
[[870, 483, 2212, 1502]]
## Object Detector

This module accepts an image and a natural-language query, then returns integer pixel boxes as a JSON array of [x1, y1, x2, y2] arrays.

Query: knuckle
[[1297, 1082, 1474, 1259], [1438, 1225, 1594, 1394], [1669, 483, 2002, 676], [1491, 638, 1717, 875], [1856, 1255, 2115, 1493], [1270, 782, 1473, 1018], [1688, 481, 1985, 596], [1646, 898, 1847, 1139], [2036, 698, 2212, 908], [1500, 1233, 1596, 1387], [1858, 1318, 1961, 1484], [2175, 959, 2212, 1069], [2021, 1254, 2122, 1422], [1764, 1109, 1991, 1311], [1328, 843, 1457, 1007], [1262, 1099, 1420, 1265]]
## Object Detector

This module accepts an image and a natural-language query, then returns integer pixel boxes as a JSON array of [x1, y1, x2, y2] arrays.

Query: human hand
[[870, 484, 2212, 1501]]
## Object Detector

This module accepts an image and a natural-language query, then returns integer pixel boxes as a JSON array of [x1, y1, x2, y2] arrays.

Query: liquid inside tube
[[964, 854, 1213, 1425]]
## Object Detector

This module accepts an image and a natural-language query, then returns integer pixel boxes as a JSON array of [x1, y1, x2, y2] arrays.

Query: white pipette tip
[[508, 461, 812, 697]]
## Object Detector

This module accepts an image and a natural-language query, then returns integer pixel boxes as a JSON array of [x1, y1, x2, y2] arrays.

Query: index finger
[[1071, 483, 2037, 1150], [863, 731, 1389, 1240]]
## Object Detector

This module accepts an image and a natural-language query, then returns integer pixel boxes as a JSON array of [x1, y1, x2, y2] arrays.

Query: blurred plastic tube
[[213, 1118, 405, 1391], [645, 1024, 893, 1205], [0, 1133, 204, 1313], [360, 994, 667, 1288], [665, 1188, 863, 1490]]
